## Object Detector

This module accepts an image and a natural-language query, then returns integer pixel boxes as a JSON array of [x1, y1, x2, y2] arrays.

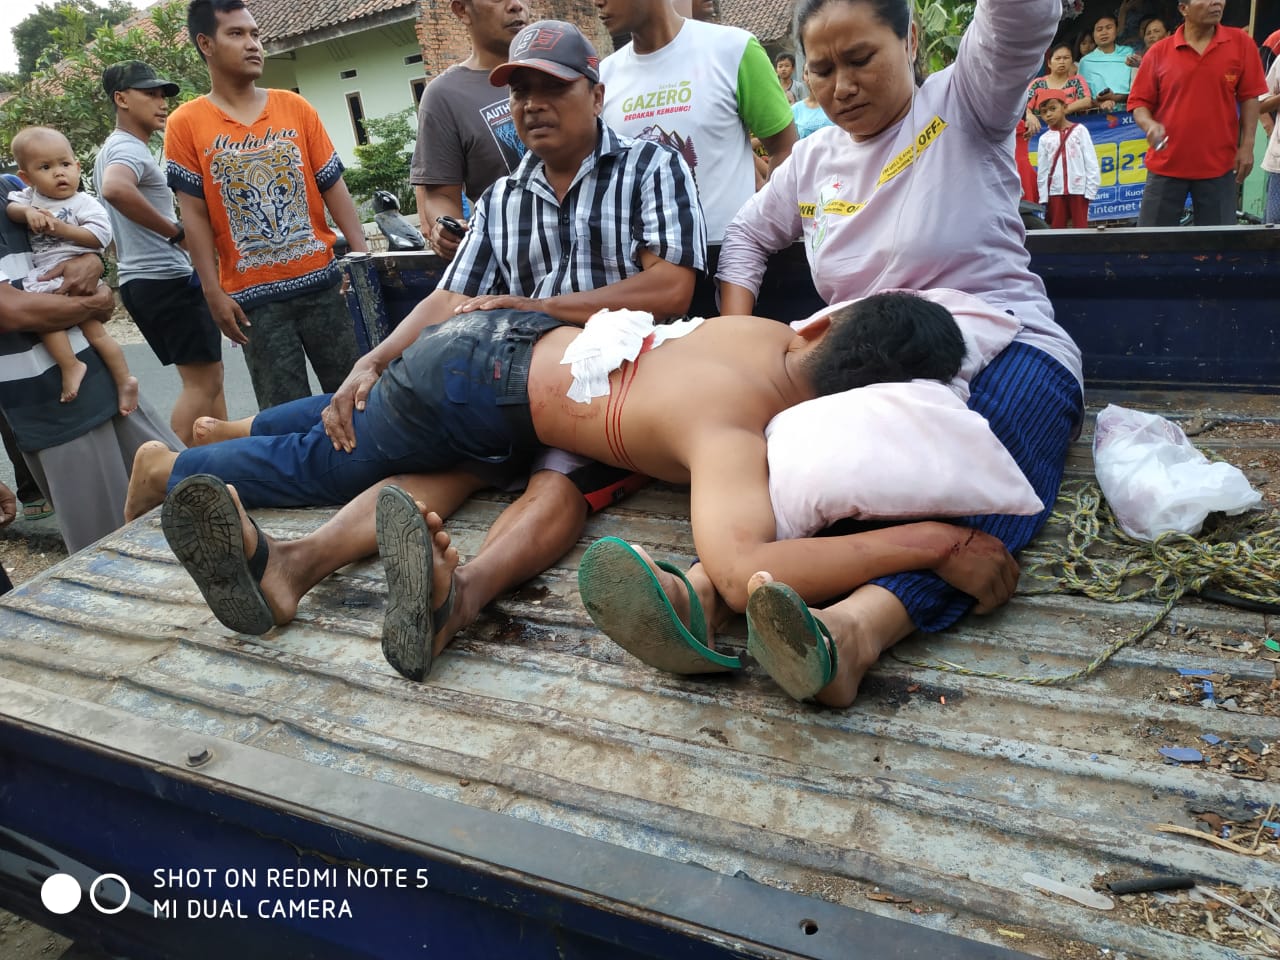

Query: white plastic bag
[[1093, 404, 1262, 541]]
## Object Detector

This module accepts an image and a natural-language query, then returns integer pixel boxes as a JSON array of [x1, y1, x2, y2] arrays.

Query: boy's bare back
[[527, 316, 803, 482]]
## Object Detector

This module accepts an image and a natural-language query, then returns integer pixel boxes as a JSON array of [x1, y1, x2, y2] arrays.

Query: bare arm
[[1237, 97, 1260, 183], [1132, 105, 1165, 149], [0, 281, 114, 333], [456, 248, 695, 324], [416, 183, 466, 261], [178, 191, 249, 345], [719, 281, 757, 315], [760, 123, 798, 180], [36, 253, 103, 295], [1260, 93, 1280, 114], [686, 429, 1017, 613], [8, 203, 101, 248], [99, 163, 182, 240], [321, 178, 368, 255]]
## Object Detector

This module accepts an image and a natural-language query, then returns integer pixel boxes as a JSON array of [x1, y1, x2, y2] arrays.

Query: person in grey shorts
[[96, 60, 226, 447]]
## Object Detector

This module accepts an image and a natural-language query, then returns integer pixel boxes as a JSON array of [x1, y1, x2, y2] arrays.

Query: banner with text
[[1030, 111, 1150, 222]]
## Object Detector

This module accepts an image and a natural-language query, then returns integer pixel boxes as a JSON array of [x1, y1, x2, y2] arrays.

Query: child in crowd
[[791, 66, 835, 139], [5, 126, 138, 412], [1035, 91, 1100, 228]]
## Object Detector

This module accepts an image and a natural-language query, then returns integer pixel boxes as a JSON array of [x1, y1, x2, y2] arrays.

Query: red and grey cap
[[489, 21, 601, 87], [1032, 88, 1068, 108]]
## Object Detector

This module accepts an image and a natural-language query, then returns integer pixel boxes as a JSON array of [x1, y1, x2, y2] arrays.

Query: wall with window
[[275, 22, 425, 162]]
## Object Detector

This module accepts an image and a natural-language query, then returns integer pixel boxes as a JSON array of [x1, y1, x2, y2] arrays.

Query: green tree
[[12, 0, 136, 79], [341, 108, 418, 214], [914, 1, 976, 74], [0, 0, 207, 167]]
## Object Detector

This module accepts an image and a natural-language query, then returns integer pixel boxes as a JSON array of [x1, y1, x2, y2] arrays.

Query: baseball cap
[[1032, 88, 1068, 108], [103, 61, 180, 99], [489, 21, 601, 87]]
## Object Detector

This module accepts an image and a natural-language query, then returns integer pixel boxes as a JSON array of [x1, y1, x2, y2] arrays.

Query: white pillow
[[766, 379, 1044, 540]]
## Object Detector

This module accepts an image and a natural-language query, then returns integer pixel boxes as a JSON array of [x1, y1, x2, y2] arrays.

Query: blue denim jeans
[[167, 310, 562, 509]]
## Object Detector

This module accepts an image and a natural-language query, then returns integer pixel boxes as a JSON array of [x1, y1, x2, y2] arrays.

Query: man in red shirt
[[1128, 0, 1267, 226]]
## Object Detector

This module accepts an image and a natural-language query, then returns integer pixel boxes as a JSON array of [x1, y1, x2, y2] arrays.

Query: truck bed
[[1, 384, 1276, 959]]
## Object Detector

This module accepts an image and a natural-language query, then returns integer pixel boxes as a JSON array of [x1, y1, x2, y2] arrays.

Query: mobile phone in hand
[[436, 215, 466, 238]]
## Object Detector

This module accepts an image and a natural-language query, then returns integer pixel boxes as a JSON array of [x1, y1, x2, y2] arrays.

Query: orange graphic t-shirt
[[165, 89, 344, 307]]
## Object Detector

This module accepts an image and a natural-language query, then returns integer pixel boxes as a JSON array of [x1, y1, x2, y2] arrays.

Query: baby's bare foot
[[60, 360, 88, 403], [117, 375, 139, 416]]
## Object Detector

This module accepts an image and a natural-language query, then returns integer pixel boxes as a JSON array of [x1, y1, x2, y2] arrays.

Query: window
[[404, 53, 423, 65], [339, 69, 358, 80], [346, 92, 368, 145], [410, 77, 427, 105]]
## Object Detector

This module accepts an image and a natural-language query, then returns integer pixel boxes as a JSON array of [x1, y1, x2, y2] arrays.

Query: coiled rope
[[890, 480, 1280, 685]]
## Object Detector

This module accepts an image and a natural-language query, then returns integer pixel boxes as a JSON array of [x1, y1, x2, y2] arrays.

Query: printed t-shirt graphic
[[165, 89, 345, 307]]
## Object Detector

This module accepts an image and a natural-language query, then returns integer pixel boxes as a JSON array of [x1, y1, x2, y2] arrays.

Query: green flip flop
[[578, 536, 740, 674], [746, 581, 838, 701], [161, 474, 275, 636]]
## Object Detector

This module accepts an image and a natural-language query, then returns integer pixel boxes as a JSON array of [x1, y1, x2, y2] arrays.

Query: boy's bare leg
[[172, 362, 227, 447], [81, 319, 138, 415], [191, 414, 254, 446], [123, 441, 180, 520], [40, 329, 88, 403], [213, 472, 483, 628], [746, 574, 914, 708], [442, 471, 595, 640]]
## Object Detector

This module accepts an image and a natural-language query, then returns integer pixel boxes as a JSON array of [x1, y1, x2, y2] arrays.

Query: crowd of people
[[1017, 0, 1272, 228], [0, 0, 1265, 706]]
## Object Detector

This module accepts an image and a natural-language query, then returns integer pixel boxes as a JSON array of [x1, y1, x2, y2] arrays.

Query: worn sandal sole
[[376, 485, 437, 681], [578, 537, 739, 674], [161, 474, 275, 635], [746, 582, 836, 701]]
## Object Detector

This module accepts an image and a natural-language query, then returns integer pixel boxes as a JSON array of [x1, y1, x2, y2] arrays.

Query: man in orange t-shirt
[[167, 0, 366, 411]]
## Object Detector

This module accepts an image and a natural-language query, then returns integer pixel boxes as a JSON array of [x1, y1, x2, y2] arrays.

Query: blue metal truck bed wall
[[348, 226, 1280, 391]]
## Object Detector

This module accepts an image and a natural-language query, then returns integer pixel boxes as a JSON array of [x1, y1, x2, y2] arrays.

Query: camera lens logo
[[40, 873, 131, 915]]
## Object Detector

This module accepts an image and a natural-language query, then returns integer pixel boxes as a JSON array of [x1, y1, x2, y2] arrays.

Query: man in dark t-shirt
[[410, 0, 531, 261]]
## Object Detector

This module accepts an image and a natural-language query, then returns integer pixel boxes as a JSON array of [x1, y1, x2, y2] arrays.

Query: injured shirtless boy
[[131, 292, 1018, 683]]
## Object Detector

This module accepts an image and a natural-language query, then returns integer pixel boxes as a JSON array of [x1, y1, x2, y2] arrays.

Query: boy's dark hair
[[1093, 14, 1118, 28], [187, 0, 249, 61], [803, 292, 965, 396], [775, 52, 796, 66]]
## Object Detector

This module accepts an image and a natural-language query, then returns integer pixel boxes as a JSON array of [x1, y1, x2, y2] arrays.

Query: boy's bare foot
[[191, 415, 254, 446], [216, 484, 309, 628], [59, 359, 88, 403], [746, 574, 914, 708], [421, 510, 465, 657], [123, 441, 179, 521], [117, 375, 139, 416]]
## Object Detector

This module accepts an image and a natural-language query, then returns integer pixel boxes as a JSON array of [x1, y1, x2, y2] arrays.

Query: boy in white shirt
[[1035, 91, 1100, 228]]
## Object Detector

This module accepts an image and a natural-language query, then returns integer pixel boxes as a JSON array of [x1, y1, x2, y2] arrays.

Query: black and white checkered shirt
[[441, 121, 706, 298]]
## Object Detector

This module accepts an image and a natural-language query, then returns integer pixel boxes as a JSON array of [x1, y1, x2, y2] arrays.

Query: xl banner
[[1030, 111, 1150, 222]]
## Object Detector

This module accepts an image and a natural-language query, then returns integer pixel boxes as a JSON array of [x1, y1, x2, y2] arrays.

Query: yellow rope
[[889, 481, 1280, 685]]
